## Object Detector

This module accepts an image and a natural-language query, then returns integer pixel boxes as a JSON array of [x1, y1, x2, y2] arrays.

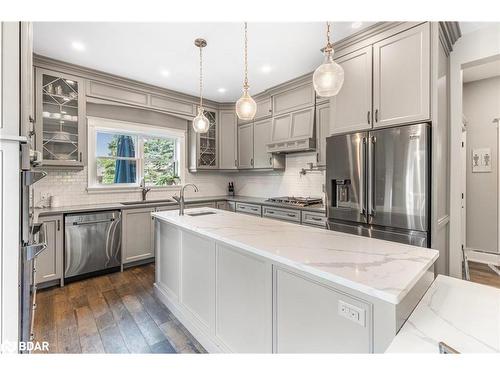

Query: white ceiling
[[459, 22, 500, 35], [463, 58, 500, 83], [33, 22, 376, 102]]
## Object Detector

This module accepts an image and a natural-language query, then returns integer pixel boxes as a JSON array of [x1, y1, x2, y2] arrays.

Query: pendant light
[[236, 22, 257, 121], [313, 22, 344, 97], [192, 38, 210, 133]]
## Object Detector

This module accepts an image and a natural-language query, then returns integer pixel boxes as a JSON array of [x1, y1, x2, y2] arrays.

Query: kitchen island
[[152, 207, 438, 353]]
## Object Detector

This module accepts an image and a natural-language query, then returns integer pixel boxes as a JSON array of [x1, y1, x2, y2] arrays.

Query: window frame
[[87, 117, 185, 192]]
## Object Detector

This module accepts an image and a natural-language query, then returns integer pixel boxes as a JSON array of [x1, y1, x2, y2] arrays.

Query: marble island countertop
[[386, 275, 500, 353], [152, 207, 438, 304]]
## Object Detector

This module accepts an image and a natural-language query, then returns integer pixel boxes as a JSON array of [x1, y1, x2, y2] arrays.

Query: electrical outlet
[[40, 192, 50, 202], [338, 300, 365, 327]]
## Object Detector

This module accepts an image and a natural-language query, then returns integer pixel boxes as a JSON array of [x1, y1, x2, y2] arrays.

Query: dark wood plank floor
[[469, 261, 500, 289], [32, 263, 206, 354]]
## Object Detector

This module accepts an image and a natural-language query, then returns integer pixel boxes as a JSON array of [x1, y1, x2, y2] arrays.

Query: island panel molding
[[153, 207, 438, 353]]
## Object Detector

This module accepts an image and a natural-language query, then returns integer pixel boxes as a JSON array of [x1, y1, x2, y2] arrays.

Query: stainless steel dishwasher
[[65, 211, 121, 279]]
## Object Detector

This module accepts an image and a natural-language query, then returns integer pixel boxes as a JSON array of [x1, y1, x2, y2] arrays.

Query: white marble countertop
[[152, 208, 438, 304], [386, 275, 500, 353]]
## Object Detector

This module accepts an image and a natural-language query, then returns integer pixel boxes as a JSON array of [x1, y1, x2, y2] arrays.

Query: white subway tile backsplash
[[33, 153, 325, 208]]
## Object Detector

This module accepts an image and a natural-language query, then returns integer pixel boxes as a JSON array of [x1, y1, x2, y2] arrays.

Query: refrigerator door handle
[[368, 136, 376, 220], [360, 137, 366, 216]]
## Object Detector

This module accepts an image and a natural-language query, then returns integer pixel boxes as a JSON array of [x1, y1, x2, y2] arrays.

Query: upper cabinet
[[272, 83, 315, 116], [315, 102, 330, 166], [373, 23, 430, 128], [237, 122, 254, 169], [35, 68, 86, 167], [330, 46, 373, 135], [219, 110, 238, 170], [330, 23, 431, 135], [189, 110, 218, 171], [237, 96, 273, 125], [253, 118, 273, 168]]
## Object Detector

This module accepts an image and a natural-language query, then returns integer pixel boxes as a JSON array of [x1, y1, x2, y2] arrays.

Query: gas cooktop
[[266, 196, 323, 207]]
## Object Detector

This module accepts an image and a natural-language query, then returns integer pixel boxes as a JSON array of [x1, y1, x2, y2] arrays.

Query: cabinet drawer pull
[[267, 210, 275, 214], [287, 213, 296, 217], [311, 216, 322, 221]]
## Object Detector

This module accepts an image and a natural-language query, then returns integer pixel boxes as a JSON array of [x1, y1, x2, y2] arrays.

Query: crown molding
[[438, 22, 462, 56]]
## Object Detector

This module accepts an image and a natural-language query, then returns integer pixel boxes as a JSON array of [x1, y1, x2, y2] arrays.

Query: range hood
[[266, 107, 316, 154]]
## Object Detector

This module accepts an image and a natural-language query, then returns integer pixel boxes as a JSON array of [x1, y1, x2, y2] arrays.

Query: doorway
[[460, 55, 500, 283]]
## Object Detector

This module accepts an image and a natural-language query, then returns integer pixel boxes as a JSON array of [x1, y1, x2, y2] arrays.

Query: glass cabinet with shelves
[[35, 68, 85, 167], [189, 109, 218, 171]]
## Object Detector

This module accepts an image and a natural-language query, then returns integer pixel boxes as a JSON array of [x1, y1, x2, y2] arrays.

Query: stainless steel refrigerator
[[325, 123, 430, 247]]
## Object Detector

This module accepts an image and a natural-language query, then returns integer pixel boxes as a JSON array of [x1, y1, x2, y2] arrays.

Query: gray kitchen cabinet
[[150, 94, 196, 116], [219, 110, 238, 169], [235, 202, 262, 216], [272, 82, 315, 116], [237, 122, 254, 169], [373, 23, 430, 128], [122, 207, 155, 264], [330, 46, 373, 135], [253, 119, 273, 168], [301, 211, 327, 227], [254, 96, 273, 120], [262, 206, 300, 223], [35, 215, 63, 285], [87, 80, 149, 107], [35, 68, 86, 167], [188, 110, 218, 171], [315, 102, 330, 166]]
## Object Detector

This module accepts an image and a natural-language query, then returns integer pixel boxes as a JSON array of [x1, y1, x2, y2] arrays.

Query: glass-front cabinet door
[[197, 110, 218, 169], [35, 68, 85, 167]]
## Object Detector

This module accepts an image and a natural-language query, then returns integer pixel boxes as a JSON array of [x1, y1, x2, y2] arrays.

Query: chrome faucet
[[140, 178, 151, 201], [172, 183, 199, 215]]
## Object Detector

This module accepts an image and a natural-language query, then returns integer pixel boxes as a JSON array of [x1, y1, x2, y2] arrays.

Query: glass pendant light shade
[[235, 90, 257, 121], [313, 52, 344, 97], [193, 108, 210, 133]]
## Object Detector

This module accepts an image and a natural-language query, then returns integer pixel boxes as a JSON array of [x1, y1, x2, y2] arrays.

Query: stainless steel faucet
[[172, 183, 199, 215], [140, 178, 151, 201]]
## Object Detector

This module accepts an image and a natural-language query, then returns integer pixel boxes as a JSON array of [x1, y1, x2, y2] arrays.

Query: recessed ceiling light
[[71, 41, 85, 51], [261, 65, 272, 73], [351, 22, 363, 29], [217, 88, 227, 93], [161, 69, 170, 77]]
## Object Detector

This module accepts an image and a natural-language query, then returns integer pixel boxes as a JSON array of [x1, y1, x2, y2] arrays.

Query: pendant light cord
[[243, 22, 249, 91], [325, 21, 333, 54], [199, 45, 204, 110]]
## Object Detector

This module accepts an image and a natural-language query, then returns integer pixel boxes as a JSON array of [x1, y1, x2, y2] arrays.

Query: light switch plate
[[338, 300, 365, 327]]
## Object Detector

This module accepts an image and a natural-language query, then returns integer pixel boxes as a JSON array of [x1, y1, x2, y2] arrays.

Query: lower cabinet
[[122, 207, 155, 264], [215, 244, 273, 352], [275, 268, 371, 353], [35, 214, 63, 285]]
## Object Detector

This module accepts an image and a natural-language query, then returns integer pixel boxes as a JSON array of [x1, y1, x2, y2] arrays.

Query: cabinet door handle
[[235, 159, 238, 167], [29, 115, 35, 123], [79, 152, 82, 162], [269, 156, 272, 166], [250, 158, 254, 166], [316, 152, 319, 163], [367, 111, 371, 125], [375, 109, 379, 123], [57, 220, 60, 231]]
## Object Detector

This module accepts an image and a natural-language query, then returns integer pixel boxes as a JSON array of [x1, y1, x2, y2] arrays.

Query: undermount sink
[[120, 199, 175, 206], [187, 211, 217, 217]]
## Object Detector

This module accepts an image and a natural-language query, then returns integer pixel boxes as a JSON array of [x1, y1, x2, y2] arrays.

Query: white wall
[[463, 76, 500, 254], [449, 24, 500, 277]]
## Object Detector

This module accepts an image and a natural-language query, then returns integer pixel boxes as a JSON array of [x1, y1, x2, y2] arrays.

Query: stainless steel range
[[266, 196, 323, 207]]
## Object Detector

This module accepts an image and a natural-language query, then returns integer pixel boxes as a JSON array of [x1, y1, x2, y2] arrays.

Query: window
[[88, 117, 184, 190]]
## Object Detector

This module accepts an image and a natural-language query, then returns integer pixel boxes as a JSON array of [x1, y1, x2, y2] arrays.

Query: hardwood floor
[[469, 261, 500, 289], [32, 263, 206, 354]]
